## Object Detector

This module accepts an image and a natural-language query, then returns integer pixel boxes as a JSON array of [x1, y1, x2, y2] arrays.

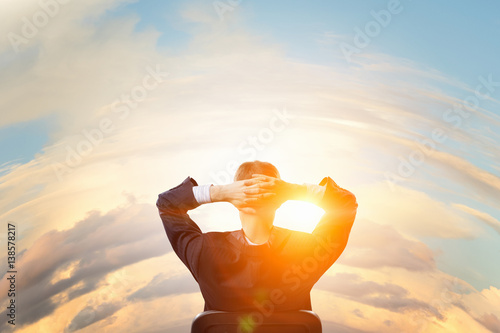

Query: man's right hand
[[244, 174, 307, 204]]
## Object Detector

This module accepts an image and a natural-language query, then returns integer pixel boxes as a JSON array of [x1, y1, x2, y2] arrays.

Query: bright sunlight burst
[[274, 201, 325, 233]]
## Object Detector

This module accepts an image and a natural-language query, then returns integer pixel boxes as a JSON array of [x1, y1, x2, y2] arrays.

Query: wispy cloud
[[127, 273, 199, 301], [65, 302, 122, 333], [453, 203, 500, 235], [316, 273, 443, 319], [338, 220, 435, 271]]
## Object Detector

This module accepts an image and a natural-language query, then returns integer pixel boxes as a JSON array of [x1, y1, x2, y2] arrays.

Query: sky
[[0, 0, 500, 332]]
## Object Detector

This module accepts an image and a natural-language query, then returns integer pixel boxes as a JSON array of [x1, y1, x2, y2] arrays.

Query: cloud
[[453, 203, 500, 235], [475, 313, 500, 333], [356, 183, 481, 239], [316, 273, 443, 320], [142, 323, 193, 333], [322, 321, 374, 333], [65, 302, 122, 332], [0, 0, 151, 127], [127, 273, 199, 301], [338, 219, 435, 271], [454, 286, 500, 332], [0, 201, 170, 331], [16, 298, 58, 327], [427, 151, 500, 208], [352, 308, 364, 318]]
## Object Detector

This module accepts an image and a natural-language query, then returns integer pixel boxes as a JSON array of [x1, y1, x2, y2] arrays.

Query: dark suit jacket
[[156, 176, 357, 312]]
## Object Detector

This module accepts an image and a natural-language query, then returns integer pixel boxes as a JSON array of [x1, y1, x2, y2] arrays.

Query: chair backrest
[[191, 310, 322, 333]]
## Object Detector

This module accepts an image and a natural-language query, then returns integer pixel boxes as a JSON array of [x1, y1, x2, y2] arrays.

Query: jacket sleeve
[[311, 176, 358, 269], [156, 176, 203, 279]]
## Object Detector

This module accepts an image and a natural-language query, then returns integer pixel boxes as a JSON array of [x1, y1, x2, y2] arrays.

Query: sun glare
[[274, 201, 325, 233]]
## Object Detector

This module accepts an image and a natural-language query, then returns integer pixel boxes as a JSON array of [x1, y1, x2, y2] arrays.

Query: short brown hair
[[234, 161, 280, 181]]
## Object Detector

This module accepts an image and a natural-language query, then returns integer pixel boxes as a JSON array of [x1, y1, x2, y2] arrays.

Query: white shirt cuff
[[193, 184, 213, 204]]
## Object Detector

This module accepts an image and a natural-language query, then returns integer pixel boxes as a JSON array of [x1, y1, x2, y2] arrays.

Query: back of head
[[234, 160, 280, 182], [235, 160, 280, 220]]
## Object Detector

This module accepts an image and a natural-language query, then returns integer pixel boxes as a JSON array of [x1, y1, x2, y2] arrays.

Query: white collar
[[244, 235, 263, 246]]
